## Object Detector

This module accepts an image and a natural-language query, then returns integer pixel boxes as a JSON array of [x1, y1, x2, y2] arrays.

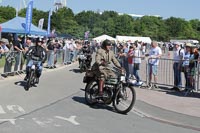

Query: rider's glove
[[119, 67, 125, 73]]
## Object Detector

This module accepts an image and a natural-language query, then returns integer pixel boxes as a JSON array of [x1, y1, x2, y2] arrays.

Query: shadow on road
[[80, 88, 85, 91], [156, 86, 200, 99], [69, 68, 84, 73], [14, 81, 37, 91], [72, 96, 115, 113], [14, 81, 26, 87]]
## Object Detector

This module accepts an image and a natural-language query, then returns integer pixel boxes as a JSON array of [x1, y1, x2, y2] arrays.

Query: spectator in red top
[[128, 45, 134, 79]]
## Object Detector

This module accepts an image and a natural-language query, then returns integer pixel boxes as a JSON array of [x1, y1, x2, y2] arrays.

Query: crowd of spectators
[[1, 35, 200, 93], [0, 34, 100, 78], [171, 42, 199, 92]]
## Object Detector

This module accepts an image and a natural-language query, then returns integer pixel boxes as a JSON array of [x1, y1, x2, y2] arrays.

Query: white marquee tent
[[116, 35, 152, 44], [93, 34, 116, 42]]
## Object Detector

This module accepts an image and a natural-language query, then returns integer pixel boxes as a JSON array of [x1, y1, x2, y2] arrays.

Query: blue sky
[[0, 0, 199, 20]]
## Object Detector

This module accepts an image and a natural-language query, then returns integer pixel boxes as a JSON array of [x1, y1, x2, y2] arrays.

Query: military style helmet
[[35, 37, 43, 45], [36, 37, 42, 42], [102, 39, 112, 48]]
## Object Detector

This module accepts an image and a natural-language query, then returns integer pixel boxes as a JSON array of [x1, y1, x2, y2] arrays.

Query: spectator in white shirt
[[147, 41, 162, 87]]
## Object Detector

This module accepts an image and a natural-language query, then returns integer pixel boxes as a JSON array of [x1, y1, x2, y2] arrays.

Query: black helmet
[[36, 37, 42, 43], [84, 40, 90, 45], [102, 39, 112, 48], [83, 44, 88, 49]]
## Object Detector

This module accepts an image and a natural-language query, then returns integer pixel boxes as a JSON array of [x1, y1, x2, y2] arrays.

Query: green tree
[[0, 6, 16, 23], [1, 6, 200, 41], [134, 16, 165, 40], [114, 14, 134, 36], [51, 7, 79, 36], [165, 17, 196, 40]]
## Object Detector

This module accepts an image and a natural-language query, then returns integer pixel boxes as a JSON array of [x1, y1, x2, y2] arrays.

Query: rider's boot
[[98, 79, 104, 97], [35, 69, 41, 84], [35, 78, 39, 84], [24, 67, 30, 81], [24, 74, 28, 81]]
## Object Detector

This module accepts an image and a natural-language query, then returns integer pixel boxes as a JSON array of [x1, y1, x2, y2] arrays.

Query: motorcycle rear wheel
[[85, 80, 98, 105], [113, 85, 136, 114]]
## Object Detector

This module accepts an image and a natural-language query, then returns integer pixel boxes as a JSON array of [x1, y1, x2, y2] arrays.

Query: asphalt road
[[0, 63, 199, 133]]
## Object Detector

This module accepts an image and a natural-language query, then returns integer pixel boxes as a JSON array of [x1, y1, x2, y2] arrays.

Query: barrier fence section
[[138, 57, 148, 86], [0, 51, 25, 77], [146, 58, 200, 93], [1, 48, 200, 93], [0, 49, 79, 78]]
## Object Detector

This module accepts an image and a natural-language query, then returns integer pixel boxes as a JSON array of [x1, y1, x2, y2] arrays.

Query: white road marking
[[55, 116, 80, 125], [32, 118, 54, 127], [54, 124, 62, 127], [117, 101, 150, 118], [0, 105, 6, 114], [7, 105, 26, 114], [131, 107, 153, 118], [0, 119, 17, 125]]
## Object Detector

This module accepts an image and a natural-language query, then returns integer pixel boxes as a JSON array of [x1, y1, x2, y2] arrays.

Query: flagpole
[[47, 9, 52, 37], [16, 7, 18, 17]]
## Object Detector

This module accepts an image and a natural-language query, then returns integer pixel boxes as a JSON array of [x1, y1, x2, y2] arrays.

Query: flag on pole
[[25, 0, 34, 34], [47, 9, 52, 35], [38, 18, 44, 29], [84, 31, 90, 40]]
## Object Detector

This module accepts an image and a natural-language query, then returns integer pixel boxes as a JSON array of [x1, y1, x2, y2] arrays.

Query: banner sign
[[38, 18, 44, 29], [25, 0, 34, 34]]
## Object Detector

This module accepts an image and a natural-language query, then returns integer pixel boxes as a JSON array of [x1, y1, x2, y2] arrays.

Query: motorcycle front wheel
[[85, 80, 98, 105], [25, 70, 34, 91], [80, 62, 85, 72], [113, 85, 136, 114]]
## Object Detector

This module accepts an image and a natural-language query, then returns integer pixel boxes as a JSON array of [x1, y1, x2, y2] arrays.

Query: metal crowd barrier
[[0, 48, 79, 78], [118, 50, 200, 95], [137, 57, 148, 86], [45, 49, 80, 68], [0, 51, 25, 78], [46, 49, 67, 68], [145, 58, 200, 94], [1, 48, 200, 95]]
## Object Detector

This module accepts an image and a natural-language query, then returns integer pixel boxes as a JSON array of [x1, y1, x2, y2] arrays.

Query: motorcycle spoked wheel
[[113, 85, 136, 114], [85, 80, 99, 105], [25, 71, 34, 91], [80, 62, 86, 72]]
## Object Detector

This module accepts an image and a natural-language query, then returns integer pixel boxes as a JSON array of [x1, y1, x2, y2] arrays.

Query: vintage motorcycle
[[78, 54, 91, 72], [25, 60, 40, 91], [83, 67, 136, 114]]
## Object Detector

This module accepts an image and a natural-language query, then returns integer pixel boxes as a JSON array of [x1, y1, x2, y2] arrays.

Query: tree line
[[0, 6, 200, 41]]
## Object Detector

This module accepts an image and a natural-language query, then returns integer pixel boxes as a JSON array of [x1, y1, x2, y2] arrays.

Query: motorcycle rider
[[78, 41, 93, 68], [24, 37, 47, 84], [91, 39, 122, 96]]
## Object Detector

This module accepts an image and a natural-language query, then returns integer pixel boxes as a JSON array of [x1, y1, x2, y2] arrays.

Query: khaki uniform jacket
[[91, 48, 121, 79]]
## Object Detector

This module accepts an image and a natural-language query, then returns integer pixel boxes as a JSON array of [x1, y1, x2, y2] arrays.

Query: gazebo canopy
[[93, 34, 116, 42], [0, 16, 47, 36], [116, 35, 152, 44]]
